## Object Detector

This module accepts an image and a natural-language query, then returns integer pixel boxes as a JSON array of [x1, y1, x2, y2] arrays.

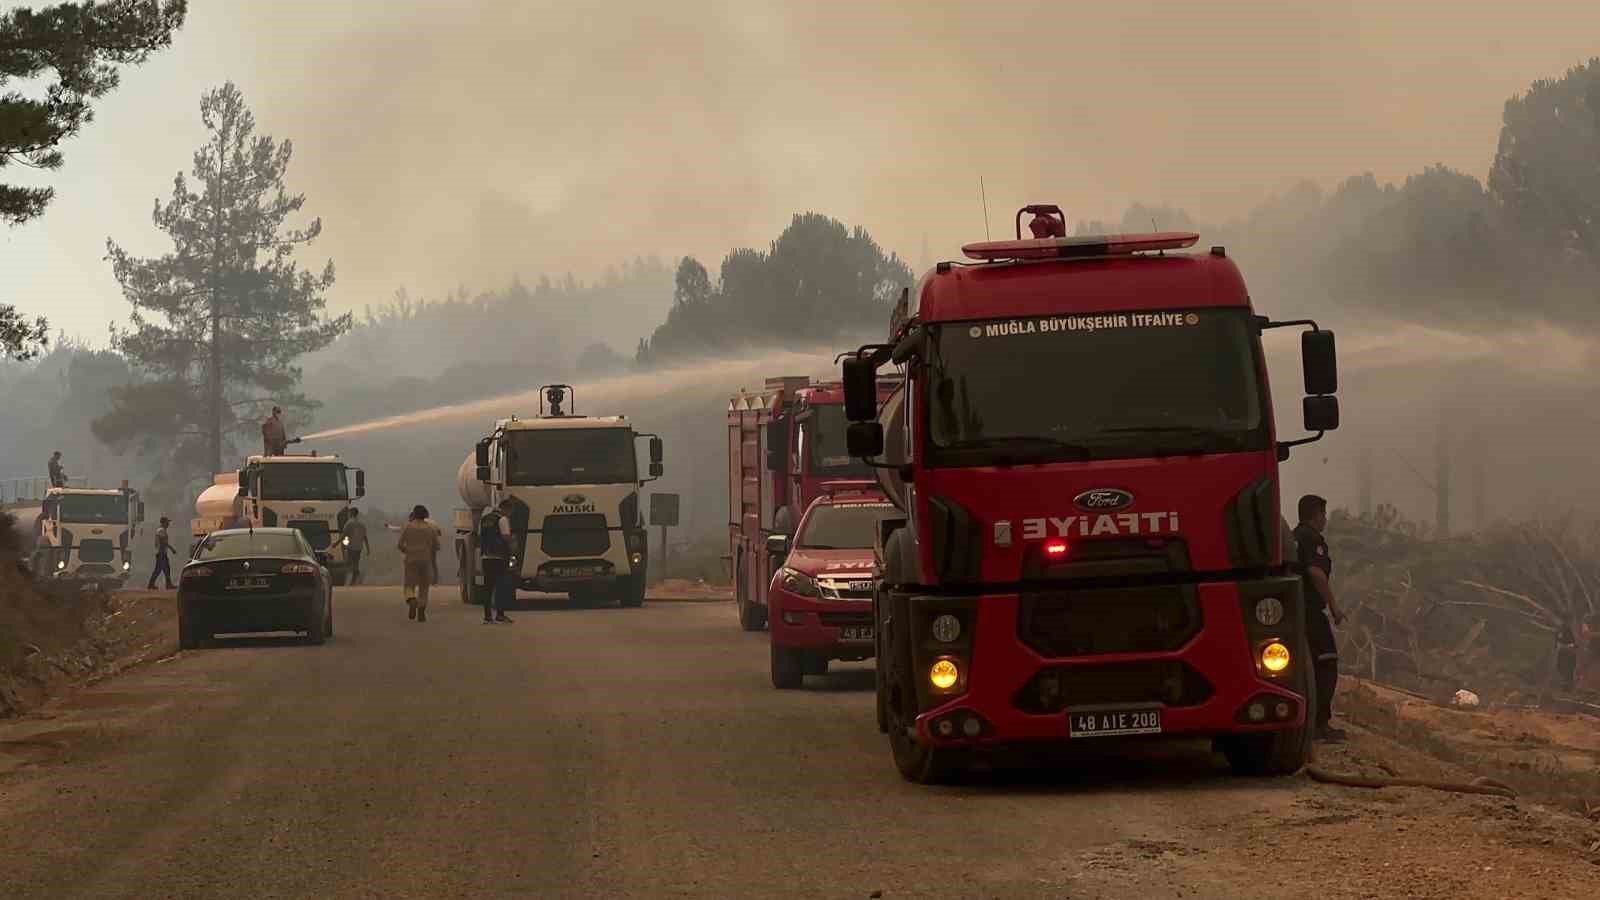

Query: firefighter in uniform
[[1293, 494, 1347, 743], [147, 516, 175, 590], [48, 451, 67, 488], [262, 406, 288, 456]]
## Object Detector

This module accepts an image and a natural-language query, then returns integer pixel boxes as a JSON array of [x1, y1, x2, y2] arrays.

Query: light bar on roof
[[962, 231, 1200, 261]]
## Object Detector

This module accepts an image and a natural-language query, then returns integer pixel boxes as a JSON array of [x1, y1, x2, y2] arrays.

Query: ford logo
[[563, 494, 587, 505], [1074, 488, 1134, 512], [300, 507, 316, 514]]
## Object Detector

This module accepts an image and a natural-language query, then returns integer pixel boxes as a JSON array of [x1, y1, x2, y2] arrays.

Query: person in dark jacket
[[48, 451, 67, 488], [478, 498, 515, 624], [1293, 494, 1347, 743]]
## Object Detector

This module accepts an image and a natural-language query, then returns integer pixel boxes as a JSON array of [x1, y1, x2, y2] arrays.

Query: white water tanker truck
[[10, 483, 144, 588], [192, 445, 366, 584], [453, 384, 663, 608]]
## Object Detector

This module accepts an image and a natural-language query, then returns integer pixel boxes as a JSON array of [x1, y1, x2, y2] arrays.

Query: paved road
[[2, 587, 1597, 899]]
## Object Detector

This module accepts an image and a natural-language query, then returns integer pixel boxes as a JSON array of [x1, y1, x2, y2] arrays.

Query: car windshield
[[505, 428, 636, 485], [57, 494, 128, 524], [193, 532, 304, 559], [804, 405, 872, 477], [924, 308, 1268, 466], [258, 463, 348, 501], [796, 502, 893, 550]]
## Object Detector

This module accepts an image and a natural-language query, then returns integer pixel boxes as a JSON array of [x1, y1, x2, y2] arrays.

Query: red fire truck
[[840, 204, 1341, 783], [726, 376, 898, 631]]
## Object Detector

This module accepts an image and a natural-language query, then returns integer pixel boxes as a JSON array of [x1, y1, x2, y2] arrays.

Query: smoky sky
[[5, 0, 1600, 340]]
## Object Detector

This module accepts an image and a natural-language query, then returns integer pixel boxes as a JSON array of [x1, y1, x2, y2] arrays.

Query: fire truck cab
[[841, 206, 1341, 783]]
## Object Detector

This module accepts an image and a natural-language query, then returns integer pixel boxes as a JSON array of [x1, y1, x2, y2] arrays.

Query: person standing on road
[[341, 508, 371, 585], [478, 498, 515, 624], [261, 406, 288, 456], [147, 516, 176, 590], [1293, 494, 1346, 743], [398, 505, 441, 622], [48, 451, 67, 488]]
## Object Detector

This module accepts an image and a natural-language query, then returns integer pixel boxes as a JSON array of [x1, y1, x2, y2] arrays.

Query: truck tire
[[1221, 630, 1315, 776], [874, 589, 889, 733], [883, 590, 967, 784], [771, 641, 804, 689], [736, 554, 766, 632], [618, 574, 645, 608]]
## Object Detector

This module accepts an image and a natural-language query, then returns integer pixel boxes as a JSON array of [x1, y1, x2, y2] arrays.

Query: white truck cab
[[24, 485, 145, 588], [194, 451, 366, 584], [454, 385, 663, 608]]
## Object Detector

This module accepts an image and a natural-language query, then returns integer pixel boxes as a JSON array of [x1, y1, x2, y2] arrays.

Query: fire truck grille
[[289, 521, 333, 550], [1013, 660, 1214, 714], [541, 514, 611, 557], [78, 539, 115, 563], [1017, 585, 1201, 657]]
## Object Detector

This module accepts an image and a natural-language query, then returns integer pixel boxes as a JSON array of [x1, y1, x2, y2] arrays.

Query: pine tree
[[96, 81, 349, 483]]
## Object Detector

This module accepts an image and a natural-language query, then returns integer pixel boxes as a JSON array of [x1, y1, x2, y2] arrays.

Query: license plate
[[226, 576, 271, 590], [553, 566, 598, 578], [838, 625, 874, 642], [1067, 707, 1162, 738]]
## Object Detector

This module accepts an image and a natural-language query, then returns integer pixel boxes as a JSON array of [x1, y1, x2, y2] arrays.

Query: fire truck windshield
[[57, 494, 128, 524], [259, 464, 349, 501], [505, 428, 637, 485], [925, 308, 1269, 466], [796, 502, 894, 550], [805, 405, 871, 476]]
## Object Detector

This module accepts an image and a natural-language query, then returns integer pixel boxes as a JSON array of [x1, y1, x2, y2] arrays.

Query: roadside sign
[[649, 493, 680, 527]]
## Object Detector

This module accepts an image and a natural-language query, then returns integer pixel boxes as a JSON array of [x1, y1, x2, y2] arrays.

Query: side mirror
[[237, 468, 246, 484], [649, 436, 664, 464], [847, 421, 885, 458], [842, 357, 880, 422], [1304, 395, 1340, 432], [474, 441, 491, 467], [766, 533, 790, 558], [137, 500, 146, 522], [764, 419, 789, 471], [354, 469, 366, 498], [649, 462, 664, 478], [1302, 330, 1338, 396]]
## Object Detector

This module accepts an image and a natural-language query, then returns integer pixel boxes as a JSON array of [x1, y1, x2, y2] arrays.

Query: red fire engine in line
[[841, 204, 1341, 783], [726, 375, 899, 631]]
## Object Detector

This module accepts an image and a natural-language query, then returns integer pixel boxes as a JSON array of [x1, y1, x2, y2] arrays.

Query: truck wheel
[[883, 592, 967, 784], [618, 574, 645, 608], [771, 641, 804, 689], [1222, 632, 1315, 776], [736, 555, 766, 632], [874, 591, 888, 733]]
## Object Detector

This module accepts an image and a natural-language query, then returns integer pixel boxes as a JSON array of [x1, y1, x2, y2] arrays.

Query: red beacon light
[[964, 203, 1198, 261]]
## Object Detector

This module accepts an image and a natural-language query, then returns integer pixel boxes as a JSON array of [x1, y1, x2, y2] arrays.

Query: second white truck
[[454, 385, 663, 608]]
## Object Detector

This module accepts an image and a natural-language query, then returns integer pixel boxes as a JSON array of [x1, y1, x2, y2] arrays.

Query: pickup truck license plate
[[838, 625, 873, 642], [552, 565, 598, 578], [226, 576, 271, 590], [1068, 707, 1162, 738]]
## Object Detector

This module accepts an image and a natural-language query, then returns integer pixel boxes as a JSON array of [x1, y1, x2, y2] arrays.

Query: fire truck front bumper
[[899, 577, 1313, 748]]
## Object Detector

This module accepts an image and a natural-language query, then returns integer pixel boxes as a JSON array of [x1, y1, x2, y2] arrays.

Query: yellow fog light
[[929, 658, 960, 690], [1261, 641, 1291, 673]]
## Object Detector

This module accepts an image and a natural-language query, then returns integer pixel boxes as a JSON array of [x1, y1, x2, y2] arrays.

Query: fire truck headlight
[[630, 552, 643, 565], [931, 614, 961, 643], [56, 560, 66, 570], [1261, 641, 1291, 673], [1254, 597, 1285, 626], [929, 658, 960, 690]]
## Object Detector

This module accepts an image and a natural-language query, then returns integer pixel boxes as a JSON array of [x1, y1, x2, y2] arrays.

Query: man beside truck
[[478, 498, 515, 624], [1293, 494, 1346, 742]]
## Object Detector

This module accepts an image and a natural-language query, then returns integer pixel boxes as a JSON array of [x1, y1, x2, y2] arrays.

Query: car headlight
[[777, 567, 819, 599]]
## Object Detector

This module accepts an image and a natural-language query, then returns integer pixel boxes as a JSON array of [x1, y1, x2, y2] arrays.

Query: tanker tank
[[457, 453, 492, 510]]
